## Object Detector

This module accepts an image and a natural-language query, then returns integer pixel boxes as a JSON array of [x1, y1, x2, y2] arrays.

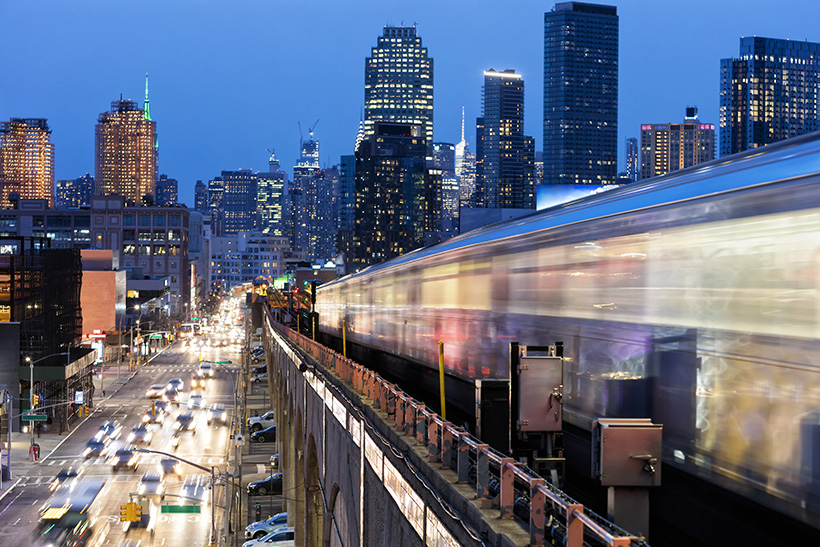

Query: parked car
[[247, 474, 282, 496], [245, 512, 288, 539], [247, 411, 276, 432], [242, 527, 294, 547], [252, 364, 267, 375], [251, 372, 268, 383], [207, 404, 227, 425], [269, 454, 279, 469], [250, 425, 276, 443]]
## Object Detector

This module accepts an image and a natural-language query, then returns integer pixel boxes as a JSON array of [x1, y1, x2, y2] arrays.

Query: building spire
[[144, 73, 151, 121], [461, 106, 465, 142]]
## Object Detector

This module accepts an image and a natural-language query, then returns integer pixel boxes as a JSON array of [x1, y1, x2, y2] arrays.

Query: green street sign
[[216, 360, 231, 365], [22, 414, 47, 421], [161, 505, 201, 513]]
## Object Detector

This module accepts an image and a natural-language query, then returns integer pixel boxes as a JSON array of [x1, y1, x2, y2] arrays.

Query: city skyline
[[2, 0, 818, 205]]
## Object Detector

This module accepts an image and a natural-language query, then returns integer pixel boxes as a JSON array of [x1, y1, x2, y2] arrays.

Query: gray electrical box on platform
[[593, 418, 662, 486], [518, 356, 563, 432]]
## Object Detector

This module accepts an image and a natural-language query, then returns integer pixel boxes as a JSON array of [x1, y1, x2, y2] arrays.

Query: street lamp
[[24, 352, 69, 460]]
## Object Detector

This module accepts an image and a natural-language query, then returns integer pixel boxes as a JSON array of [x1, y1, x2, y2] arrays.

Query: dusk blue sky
[[2, 0, 818, 206]]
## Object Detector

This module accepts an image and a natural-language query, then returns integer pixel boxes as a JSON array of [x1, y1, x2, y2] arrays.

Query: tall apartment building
[[343, 122, 427, 272], [475, 70, 535, 209], [640, 107, 715, 180], [625, 138, 639, 182], [56, 174, 94, 209], [95, 99, 158, 205], [720, 36, 820, 156], [155, 174, 178, 206], [364, 26, 434, 149], [0, 118, 55, 208], [432, 142, 459, 237], [258, 156, 286, 237], [544, 2, 618, 185], [211, 170, 257, 236]]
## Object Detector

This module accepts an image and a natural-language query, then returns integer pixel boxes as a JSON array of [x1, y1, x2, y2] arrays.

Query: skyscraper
[[364, 26, 434, 149], [194, 180, 208, 213], [625, 138, 639, 182], [56, 174, 94, 209], [258, 151, 286, 237], [431, 143, 459, 238], [720, 36, 820, 156], [454, 107, 476, 207], [155, 174, 178, 206], [640, 107, 715, 180], [344, 122, 427, 272], [475, 70, 535, 209], [94, 99, 158, 205], [0, 118, 55, 207], [219, 170, 258, 235], [544, 2, 618, 185]]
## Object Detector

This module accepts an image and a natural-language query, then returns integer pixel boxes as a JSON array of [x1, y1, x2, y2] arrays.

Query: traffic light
[[120, 505, 128, 521], [134, 503, 143, 519], [32, 394, 39, 407]]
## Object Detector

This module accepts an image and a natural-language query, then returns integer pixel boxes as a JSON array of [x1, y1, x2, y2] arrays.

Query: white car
[[245, 512, 287, 539], [199, 362, 214, 377], [247, 410, 276, 432], [242, 527, 294, 547], [188, 393, 206, 410]]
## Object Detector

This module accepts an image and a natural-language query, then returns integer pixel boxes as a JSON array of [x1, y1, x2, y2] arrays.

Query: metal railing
[[268, 316, 648, 547]]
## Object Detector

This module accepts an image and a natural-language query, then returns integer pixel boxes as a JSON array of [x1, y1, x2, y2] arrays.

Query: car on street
[[167, 378, 184, 391], [251, 354, 265, 364], [145, 384, 165, 398], [206, 404, 228, 425], [153, 400, 169, 414], [137, 471, 165, 498], [190, 369, 207, 389], [109, 446, 140, 472], [83, 438, 109, 458], [251, 372, 268, 383], [245, 512, 288, 539], [127, 424, 153, 444], [250, 425, 276, 443], [247, 411, 276, 432], [163, 386, 180, 404], [49, 466, 81, 491], [173, 412, 197, 433], [143, 407, 164, 424], [198, 362, 214, 378], [158, 457, 182, 478], [187, 392, 206, 410], [247, 474, 283, 496], [94, 420, 122, 442]]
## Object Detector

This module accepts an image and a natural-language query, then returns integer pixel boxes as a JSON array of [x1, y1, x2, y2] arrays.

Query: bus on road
[[38, 478, 110, 547]]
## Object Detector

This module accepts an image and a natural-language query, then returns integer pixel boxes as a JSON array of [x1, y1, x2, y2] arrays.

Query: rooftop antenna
[[461, 106, 465, 142], [144, 73, 151, 121]]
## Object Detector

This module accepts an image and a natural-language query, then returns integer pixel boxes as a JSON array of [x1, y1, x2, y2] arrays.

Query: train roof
[[327, 130, 820, 286]]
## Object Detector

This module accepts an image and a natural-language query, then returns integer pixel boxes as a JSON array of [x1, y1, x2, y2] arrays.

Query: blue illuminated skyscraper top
[[543, 2, 618, 185]]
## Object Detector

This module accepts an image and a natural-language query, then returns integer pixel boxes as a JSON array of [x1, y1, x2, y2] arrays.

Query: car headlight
[[142, 415, 149, 422], [138, 484, 145, 494], [83, 447, 91, 457], [129, 456, 138, 466], [127, 433, 135, 442], [221, 412, 227, 421]]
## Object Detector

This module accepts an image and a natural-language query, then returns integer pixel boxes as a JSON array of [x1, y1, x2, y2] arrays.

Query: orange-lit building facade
[[0, 118, 55, 208], [95, 100, 157, 205]]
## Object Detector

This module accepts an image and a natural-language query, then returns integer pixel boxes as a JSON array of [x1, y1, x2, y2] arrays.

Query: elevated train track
[[314, 132, 820, 545]]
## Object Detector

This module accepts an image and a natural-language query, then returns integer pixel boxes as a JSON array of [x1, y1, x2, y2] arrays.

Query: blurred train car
[[317, 131, 820, 536]]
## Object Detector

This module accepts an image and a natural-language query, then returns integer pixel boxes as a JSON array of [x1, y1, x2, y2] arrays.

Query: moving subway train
[[316, 132, 820, 531]]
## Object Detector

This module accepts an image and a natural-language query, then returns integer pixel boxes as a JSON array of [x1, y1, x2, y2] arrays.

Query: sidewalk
[[0, 358, 139, 499]]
